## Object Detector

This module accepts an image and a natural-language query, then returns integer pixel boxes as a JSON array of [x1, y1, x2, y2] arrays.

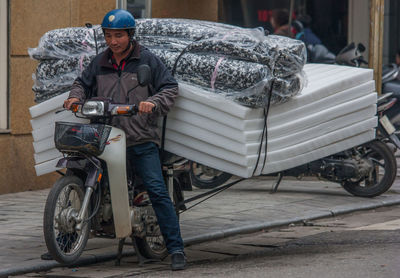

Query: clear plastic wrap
[[28, 25, 107, 60], [30, 18, 307, 107], [35, 56, 92, 80], [136, 18, 240, 40]]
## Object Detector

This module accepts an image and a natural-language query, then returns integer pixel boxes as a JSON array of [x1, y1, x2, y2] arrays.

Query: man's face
[[396, 53, 400, 66], [104, 29, 130, 55]]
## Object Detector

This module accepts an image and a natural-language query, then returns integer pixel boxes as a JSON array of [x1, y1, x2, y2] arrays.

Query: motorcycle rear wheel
[[134, 232, 168, 260], [342, 140, 397, 197], [190, 161, 232, 189], [43, 175, 90, 264]]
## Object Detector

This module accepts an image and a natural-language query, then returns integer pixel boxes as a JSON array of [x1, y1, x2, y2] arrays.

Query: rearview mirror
[[137, 64, 151, 87]]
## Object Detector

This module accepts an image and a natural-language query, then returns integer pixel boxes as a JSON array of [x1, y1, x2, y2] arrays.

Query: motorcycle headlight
[[82, 101, 105, 116]]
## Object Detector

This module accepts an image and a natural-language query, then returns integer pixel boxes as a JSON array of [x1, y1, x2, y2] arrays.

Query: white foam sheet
[[164, 129, 375, 178], [34, 108, 376, 167], [166, 105, 376, 157], [170, 80, 374, 133], [34, 157, 62, 176], [36, 127, 374, 178], [33, 136, 54, 153], [34, 148, 62, 164], [32, 116, 89, 141], [30, 110, 76, 130], [268, 81, 375, 125], [165, 117, 377, 167], [166, 93, 376, 152], [29, 92, 68, 118], [177, 64, 373, 119], [32, 91, 376, 154]]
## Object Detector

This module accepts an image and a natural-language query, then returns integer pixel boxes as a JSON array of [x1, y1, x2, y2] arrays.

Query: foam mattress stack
[[163, 63, 377, 177], [29, 92, 89, 176], [30, 64, 377, 177]]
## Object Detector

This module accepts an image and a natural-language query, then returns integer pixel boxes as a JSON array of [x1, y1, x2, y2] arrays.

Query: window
[[0, 1, 8, 131], [117, 0, 152, 18]]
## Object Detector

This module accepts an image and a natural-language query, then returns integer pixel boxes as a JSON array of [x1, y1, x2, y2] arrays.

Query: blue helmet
[[101, 9, 136, 37]]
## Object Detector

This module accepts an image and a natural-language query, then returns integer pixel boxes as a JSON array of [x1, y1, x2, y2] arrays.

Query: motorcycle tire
[[342, 140, 397, 197], [190, 161, 233, 189], [134, 230, 168, 260], [43, 175, 90, 264]]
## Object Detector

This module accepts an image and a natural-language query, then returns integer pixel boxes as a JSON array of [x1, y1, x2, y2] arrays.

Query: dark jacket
[[69, 41, 178, 147]]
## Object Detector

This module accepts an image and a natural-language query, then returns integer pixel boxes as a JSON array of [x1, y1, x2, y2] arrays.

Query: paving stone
[[1, 167, 400, 276]]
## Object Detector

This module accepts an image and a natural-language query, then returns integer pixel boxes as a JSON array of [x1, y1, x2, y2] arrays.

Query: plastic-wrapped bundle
[[136, 19, 306, 77], [150, 48, 304, 107], [28, 25, 107, 60], [271, 72, 306, 103], [264, 35, 307, 78], [35, 56, 92, 80], [136, 18, 239, 40], [151, 50, 270, 91], [32, 55, 94, 103], [32, 73, 75, 94], [29, 19, 307, 107]]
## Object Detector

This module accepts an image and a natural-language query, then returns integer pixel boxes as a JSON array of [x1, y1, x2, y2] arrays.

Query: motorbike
[[43, 65, 188, 265], [43, 59, 399, 267], [381, 63, 400, 128]]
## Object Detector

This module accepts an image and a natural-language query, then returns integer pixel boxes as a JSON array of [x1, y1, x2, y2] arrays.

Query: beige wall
[[0, 0, 115, 194], [151, 0, 219, 21], [0, 135, 59, 194]]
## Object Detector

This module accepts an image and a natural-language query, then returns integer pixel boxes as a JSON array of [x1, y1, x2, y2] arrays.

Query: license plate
[[379, 115, 396, 135]]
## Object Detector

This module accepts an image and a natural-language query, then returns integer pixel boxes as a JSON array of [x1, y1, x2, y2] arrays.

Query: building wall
[[151, 0, 219, 21], [0, 0, 115, 194]]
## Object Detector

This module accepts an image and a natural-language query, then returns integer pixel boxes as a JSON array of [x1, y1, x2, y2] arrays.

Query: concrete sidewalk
[[1, 174, 400, 277]]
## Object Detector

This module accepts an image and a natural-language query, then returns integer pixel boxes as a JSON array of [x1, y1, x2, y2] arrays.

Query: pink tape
[[210, 31, 235, 89], [210, 57, 224, 90]]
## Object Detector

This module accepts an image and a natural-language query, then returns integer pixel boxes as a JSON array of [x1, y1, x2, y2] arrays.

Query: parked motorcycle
[[43, 65, 188, 264], [381, 63, 400, 128]]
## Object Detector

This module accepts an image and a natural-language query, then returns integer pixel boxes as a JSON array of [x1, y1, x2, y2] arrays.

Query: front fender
[[56, 156, 102, 188]]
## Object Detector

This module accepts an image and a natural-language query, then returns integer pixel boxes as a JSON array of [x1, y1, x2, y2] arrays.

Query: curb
[[2, 198, 400, 277]]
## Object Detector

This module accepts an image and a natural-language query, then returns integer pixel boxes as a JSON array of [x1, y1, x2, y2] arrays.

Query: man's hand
[[64, 97, 80, 110], [139, 101, 156, 114]]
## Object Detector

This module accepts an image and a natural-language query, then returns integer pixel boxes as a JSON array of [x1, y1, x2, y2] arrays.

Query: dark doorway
[[219, 0, 348, 54]]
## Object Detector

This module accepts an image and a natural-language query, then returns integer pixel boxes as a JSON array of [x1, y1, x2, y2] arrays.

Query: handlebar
[[64, 99, 140, 118]]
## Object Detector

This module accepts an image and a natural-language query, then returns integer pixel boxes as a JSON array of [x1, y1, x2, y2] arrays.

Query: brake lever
[[55, 108, 67, 114]]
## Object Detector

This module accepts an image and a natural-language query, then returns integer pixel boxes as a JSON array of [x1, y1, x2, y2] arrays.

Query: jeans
[[126, 142, 184, 254]]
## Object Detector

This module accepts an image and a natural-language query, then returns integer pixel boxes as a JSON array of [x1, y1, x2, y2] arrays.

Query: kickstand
[[270, 173, 283, 194], [130, 235, 161, 266], [115, 238, 126, 266]]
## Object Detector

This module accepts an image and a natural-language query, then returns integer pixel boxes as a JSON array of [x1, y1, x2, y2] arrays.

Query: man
[[269, 9, 294, 38], [64, 9, 186, 271]]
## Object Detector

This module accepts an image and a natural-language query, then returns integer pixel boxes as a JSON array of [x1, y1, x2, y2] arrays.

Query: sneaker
[[171, 251, 186, 271]]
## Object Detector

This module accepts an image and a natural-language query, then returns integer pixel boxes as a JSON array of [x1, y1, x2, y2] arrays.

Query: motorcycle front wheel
[[342, 140, 397, 197], [43, 175, 90, 264]]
